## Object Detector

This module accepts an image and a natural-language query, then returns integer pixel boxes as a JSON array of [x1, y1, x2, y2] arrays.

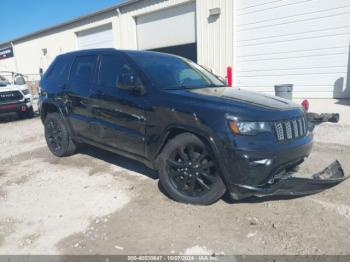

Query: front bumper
[[0, 101, 29, 114], [230, 161, 348, 200], [221, 134, 314, 188]]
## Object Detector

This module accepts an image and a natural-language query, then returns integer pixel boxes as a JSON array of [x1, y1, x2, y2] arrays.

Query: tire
[[158, 133, 226, 205], [44, 113, 77, 157]]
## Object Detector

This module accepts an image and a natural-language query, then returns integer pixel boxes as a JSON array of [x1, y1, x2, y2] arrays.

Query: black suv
[[39, 49, 345, 205]]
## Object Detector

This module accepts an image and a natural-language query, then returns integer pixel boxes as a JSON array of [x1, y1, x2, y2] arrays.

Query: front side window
[[99, 55, 131, 88], [127, 52, 225, 90], [70, 55, 97, 84]]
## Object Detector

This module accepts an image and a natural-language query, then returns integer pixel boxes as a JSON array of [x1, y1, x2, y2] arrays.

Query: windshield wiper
[[191, 84, 225, 89], [163, 84, 225, 90], [163, 84, 193, 90], [207, 84, 226, 87]]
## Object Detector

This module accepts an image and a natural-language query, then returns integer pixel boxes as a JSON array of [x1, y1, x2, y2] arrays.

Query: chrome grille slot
[[275, 116, 308, 142], [298, 118, 303, 136], [284, 122, 293, 139], [292, 120, 299, 137], [275, 122, 284, 141], [303, 117, 307, 134]]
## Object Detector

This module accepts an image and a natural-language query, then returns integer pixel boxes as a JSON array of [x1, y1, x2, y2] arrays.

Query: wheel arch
[[154, 126, 226, 180], [40, 102, 61, 122], [41, 101, 74, 135]]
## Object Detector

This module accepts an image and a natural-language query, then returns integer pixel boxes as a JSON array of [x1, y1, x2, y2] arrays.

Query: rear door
[[91, 54, 147, 156], [66, 55, 97, 140]]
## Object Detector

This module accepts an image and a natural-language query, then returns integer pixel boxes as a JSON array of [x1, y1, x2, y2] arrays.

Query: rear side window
[[47, 57, 70, 80], [70, 55, 97, 84]]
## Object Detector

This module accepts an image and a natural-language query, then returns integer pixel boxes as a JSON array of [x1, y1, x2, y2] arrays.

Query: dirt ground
[[0, 111, 350, 255]]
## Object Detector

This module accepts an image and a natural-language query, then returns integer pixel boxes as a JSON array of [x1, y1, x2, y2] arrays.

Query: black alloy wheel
[[46, 118, 63, 153], [159, 133, 226, 205], [166, 144, 217, 197], [44, 113, 77, 157]]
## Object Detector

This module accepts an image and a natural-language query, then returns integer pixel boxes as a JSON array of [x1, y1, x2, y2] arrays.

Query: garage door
[[236, 0, 350, 98], [77, 24, 114, 50], [136, 1, 197, 61]]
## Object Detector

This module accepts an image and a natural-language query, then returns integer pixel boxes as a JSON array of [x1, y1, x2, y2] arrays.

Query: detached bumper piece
[[307, 112, 339, 125], [307, 112, 340, 131], [230, 161, 348, 200]]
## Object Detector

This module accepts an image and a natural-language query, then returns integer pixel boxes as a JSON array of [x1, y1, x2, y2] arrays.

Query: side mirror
[[117, 72, 145, 95], [118, 72, 137, 90]]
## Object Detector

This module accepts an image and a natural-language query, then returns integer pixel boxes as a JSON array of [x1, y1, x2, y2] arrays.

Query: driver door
[[91, 54, 147, 156]]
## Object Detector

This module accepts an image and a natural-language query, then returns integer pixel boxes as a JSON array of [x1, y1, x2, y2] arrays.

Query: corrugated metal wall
[[235, 0, 350, 98], [196, 0, 235, 77]]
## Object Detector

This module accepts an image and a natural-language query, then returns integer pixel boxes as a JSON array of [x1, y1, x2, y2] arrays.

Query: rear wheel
[[158, 133, 226, 205], [44, 113, 77, 157]]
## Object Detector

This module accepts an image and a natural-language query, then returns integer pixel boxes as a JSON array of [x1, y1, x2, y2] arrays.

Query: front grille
[[0, 91, 23, 104], [274, 116, 308, 142]]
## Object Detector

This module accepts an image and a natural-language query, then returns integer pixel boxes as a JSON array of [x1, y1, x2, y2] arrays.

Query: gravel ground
[[0, 111, 349, 255]]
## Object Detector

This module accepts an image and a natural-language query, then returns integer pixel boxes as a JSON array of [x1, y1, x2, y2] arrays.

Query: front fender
[[150, 123, 232, 187]]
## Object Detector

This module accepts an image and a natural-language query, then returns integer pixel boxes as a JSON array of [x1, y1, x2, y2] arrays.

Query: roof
[[0, 0, 141, 47], [61, 48, 119, 56], [59, 48, 183, 59]]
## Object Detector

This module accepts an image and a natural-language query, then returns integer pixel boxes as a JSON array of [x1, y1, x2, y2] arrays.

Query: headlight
[[228, 120, 272, 135], [21, 89, 30, 95]]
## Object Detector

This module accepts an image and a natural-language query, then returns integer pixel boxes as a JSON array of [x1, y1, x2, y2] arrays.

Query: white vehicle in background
[[0, 71, 34, 119]]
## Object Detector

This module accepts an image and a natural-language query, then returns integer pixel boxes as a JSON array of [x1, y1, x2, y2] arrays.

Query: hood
[[0, 84, 26, 93], [0, 84, 19, 92], [189, 87, 301, 110]]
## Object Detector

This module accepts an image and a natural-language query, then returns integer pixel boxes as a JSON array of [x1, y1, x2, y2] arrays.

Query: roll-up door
[[77, 24, 114, 50]]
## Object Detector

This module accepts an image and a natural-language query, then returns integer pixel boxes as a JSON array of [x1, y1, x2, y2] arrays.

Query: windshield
[[127, 52, 225, 90], [0, 75, 10, 87]]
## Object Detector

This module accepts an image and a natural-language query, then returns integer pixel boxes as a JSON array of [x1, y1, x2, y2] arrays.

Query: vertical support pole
[[11, 42, 19, 72], [227, 66, 233, 87]]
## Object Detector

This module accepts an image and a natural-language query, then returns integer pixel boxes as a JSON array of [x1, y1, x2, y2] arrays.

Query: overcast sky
[[1, 0, 123, 43]]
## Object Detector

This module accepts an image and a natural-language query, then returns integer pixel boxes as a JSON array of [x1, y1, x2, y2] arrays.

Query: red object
[[301, 99, 309, 111], [227, 66, 233, 87], [21, 106, 27, 112]]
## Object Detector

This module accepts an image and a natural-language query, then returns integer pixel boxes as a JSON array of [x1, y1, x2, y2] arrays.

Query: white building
[[0, 0, 349, 98]]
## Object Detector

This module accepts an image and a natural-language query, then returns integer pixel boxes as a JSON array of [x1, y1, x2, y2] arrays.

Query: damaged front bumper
[[230, 161, 348, 200]]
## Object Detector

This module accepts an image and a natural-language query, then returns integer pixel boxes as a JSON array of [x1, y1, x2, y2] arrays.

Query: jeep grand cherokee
[[39, 49, 346, 205]]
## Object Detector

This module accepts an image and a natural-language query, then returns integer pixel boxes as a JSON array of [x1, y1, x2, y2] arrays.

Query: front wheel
[[158, 133, 226, 205], [44, 113, 77, 157]]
